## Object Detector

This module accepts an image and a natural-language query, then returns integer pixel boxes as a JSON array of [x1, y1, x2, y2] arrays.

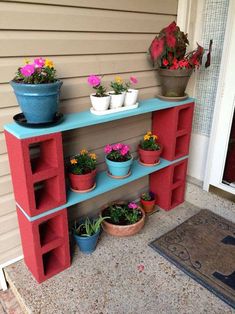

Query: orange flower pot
[[140, 198, 155, 213], [69, 169, 96, 192], [138, 145, 163, 165]]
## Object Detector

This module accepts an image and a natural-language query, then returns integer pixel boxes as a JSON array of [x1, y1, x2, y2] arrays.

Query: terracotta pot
[[101, 202, 145, 237], [140, 198, 155, 213], [138, 145, 163, 165], [157, 68, 193, 97], [69, 169, 96, 191]]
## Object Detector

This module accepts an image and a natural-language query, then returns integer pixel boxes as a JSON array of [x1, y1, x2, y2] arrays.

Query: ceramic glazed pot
[[69, 169, 97, 192], [73, 229, 100, 254], [109, 92, 125, 109], [138, 145, 163, 165], [10, 80, 63, 123], [140, 198, 155, 213], [105, 156, 133, 178], [124, 89, 139, 106], [90, 93, 110, 111], [157, 68, 193, 97], [101, 204, 145, 237]]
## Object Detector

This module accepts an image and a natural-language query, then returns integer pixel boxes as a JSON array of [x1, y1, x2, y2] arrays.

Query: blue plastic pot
[[10, 80, 63, 123], [105, 156, 133, 177], [73, 229, 100, 254]]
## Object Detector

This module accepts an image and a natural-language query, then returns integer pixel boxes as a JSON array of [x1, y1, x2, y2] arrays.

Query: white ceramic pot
[[124, 89, 139, 106], [90, 93, 110, 111], [109, 92, 125, 109]]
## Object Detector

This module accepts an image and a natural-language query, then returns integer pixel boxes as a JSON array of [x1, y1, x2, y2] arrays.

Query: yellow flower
[[147, 131, 152, 136], [80, 149, 88, 155], [89, 153, 97, 160], [45, 59, 54, 68], [70, 159, 77, 165], [24, 58, 30, 64], [114, 76, 123, 84], [144, 135, 150, 141], [152, 135, 158, 140]]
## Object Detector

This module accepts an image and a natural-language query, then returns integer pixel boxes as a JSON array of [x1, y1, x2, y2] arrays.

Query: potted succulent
[[68, 149, 97, 192], [104, 143, 133, 178], [140, 192, 156, 213], [138, 131, 162, 165], [73, 216, 108, 254], [88, 75, 110, 111], [109, 76, 127, 109], [149, 21, 209, 98], [10, 57, 62, 123], [124, 76, 139, 107], [101, 201, 145, 237]]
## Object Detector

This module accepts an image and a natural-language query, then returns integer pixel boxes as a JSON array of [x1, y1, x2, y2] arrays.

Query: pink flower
[[34, 57, 45, 68], [104, 144, 112, 154], [120, 145, 130, 156], [113, 143, 123, 151], [130, 76, 138, 84], [87, 75, 101, 87], [128, 202, 138, 209], [20, 64, 35, 77]]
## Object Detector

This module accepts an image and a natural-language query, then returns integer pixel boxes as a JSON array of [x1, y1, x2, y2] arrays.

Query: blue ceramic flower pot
[[105, 156, 133, 177], [10, 80, 63, 123], [73, 229, 100, 254]]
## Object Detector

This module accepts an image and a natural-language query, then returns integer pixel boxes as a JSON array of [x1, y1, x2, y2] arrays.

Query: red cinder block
[[16, 207, 70, 283], [150, 159, 188, 211], [152, 102, 194, 161], [5, 131, 66, 217]]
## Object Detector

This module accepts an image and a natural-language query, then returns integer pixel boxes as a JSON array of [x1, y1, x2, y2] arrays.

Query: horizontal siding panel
[[0, 53, 153, 84], [0, 229, 21, 255], [0, 212, 18, 235], [0, 134, 7, 154], [0, 3, 175, 33], [0, 175, 13, 196], [0, 107, 21, 132], [3, 0, 178, 14], [0, 193, 15, 217], [0, 245, 22, 265], [0, 154, 10, 177], [0, 32, 154, 57]]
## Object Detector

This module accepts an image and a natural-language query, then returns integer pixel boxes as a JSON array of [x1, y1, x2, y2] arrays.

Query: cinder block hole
[[39, 215, 63, 246], [34, 178, 57, 210], [171, 186, 184, 207], [175, 134, 189, 158], [177, 107, 191, 131], [173, 162, 186, 184], [42, 246, 64, 276]]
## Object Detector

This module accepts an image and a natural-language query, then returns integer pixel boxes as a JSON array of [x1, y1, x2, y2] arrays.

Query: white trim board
[[0, 255, 23, 291]]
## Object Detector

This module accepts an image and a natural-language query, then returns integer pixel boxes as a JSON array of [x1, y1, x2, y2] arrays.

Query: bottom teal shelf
[[17, 156, 188, 222]]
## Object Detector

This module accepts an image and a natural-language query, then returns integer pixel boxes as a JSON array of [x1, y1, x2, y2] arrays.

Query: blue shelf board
[[4, 97, 194, 139], [17, 156, 188, 222]]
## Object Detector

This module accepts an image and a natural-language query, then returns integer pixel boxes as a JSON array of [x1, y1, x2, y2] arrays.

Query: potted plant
[[124, 76, 139, 107], [140, 192, 156, 213], [73, 216, 108, 254], [10, 57, 62, 123], [104, 143, 133, 178], [68, 149, 97, 192], [101, 201, 145, 236], [138, 131, 162, 165], [109, 76, 127, 109], [88, 74, 110, 111], [149, 21, 209, 98]]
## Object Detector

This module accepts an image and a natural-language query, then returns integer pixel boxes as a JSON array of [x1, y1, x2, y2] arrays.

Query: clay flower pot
[[101, 202, 145, 237], [138, 145, 163, 165], [140, 198, 155, 213], [69, 169, 97, 192]]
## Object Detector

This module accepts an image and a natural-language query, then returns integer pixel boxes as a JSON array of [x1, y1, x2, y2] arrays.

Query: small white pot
[[109, 92, 125, 109], [124, 89, 139, 106], [90, 93, 110, 111]]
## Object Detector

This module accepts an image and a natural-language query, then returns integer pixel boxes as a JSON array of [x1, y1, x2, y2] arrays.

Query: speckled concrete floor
[[5, 202, 235, 314]]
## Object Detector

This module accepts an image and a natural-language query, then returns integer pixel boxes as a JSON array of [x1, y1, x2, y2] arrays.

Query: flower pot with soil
[[104, 143, 133, 178], [140, 192, 156, 213], [101, 201, 145, 237], [88, 75, 110, 111], [68, 149, 97, 192], [138, 131, 162, 165], [124, 76, 139, 106], [109, 76, 127, 109]]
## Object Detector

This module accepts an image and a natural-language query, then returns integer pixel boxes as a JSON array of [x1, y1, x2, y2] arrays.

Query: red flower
[[162, 58, 169, 66], [166, 34, 176, 48], [179, 59, 189, 68], [164, 21, 177, 34], [170, 58, 179, 70], [149, 38, 164, 62]]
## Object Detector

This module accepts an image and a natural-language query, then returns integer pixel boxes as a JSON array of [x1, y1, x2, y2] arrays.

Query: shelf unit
[[4, 97, 194, 283]]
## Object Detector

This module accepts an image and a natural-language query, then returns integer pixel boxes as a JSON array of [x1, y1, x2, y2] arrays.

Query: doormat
[[149, 209, 235, 308]]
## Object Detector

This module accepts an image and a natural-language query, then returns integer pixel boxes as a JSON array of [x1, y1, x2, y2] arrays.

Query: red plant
[[149, 21, 205, 70]]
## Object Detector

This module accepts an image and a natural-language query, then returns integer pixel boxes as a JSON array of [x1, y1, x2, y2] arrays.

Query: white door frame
[[203, 0, 235, 194]]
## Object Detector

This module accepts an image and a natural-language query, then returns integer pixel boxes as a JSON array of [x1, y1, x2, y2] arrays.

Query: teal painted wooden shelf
[[16, 156, 187, 221], [4, 97, 194, 139]]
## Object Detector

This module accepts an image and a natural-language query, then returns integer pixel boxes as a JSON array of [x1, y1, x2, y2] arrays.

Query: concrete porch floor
[[3, 201, 235, 314]]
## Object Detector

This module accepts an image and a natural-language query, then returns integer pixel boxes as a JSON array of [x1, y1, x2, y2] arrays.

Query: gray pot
[[157, 68, 193, 97]]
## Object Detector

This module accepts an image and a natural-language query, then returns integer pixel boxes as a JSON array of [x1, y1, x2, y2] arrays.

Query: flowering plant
[[141, 192, 154, 201], [110, 76, 127, 94], [125, 76, 138, 90], [102, 201, 142, 225], [104, 143, 132, 162], [149, 21, 204, 70], [68, 149, 97, 175], [87, 75, 107, 97], [140, 131, 161, 151], [13, 58, 57, 84]]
